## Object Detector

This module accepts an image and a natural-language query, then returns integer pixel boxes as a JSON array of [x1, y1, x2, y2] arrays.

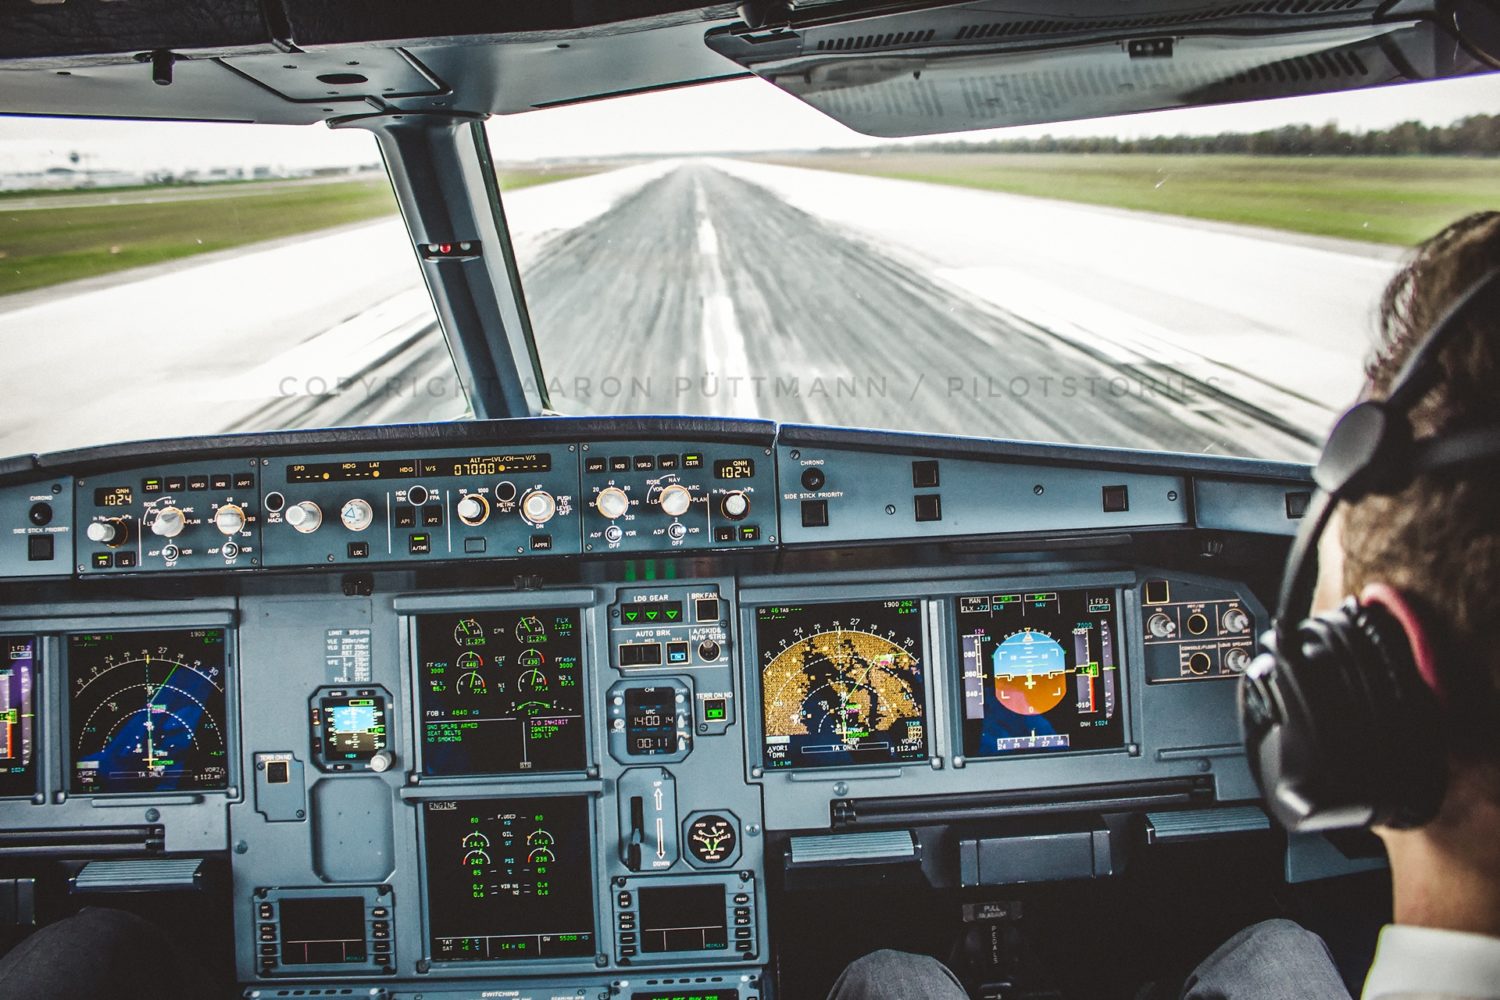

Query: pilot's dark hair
[[1341, 211, 1500, 753]]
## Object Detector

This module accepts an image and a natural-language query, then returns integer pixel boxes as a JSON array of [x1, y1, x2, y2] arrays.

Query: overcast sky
[[1, 72, 1497, 174]]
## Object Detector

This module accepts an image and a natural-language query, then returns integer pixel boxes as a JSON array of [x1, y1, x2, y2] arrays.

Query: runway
[[0, 158, 1397, 461]]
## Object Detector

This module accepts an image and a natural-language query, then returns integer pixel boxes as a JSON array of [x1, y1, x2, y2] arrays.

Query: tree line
[[876, 114, 1500, 157]]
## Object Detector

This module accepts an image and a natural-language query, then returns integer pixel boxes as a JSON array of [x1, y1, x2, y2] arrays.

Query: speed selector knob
[[457, 494, 490, 526], [658, 484, 692, 518], [341, 499, 374, 532], [214, 504, 246, 536], [595, 487, 629, 520], [284, 501, 323, 534], [522, 490, 556, 524], [150, 506, 186, 538], [719, 491, 750, 521], [86, 520, 125, 546]]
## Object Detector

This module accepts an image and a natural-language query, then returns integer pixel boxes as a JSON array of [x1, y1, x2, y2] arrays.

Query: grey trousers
[[827, 919, 1352, 1000]]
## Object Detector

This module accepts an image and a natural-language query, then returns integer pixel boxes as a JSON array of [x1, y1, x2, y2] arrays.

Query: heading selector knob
[[86, 519, 125, 546], [214, 504, 246, 536], [285, 501, 323, 534], [522, 490, 556, 524], [595, 487, 629, 520], [720, 491, 750, 521], [341, 499, 373, 532], [658, 484, 692, 518], [457, 494, 490, 526], [150, 506, 186, 538]]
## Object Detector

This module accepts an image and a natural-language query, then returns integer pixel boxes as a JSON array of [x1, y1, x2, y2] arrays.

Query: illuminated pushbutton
[[340, 499, 374, 532], [720, 491, 750, 521], [658, 484, 692, 518], [285, 501, 323, 534], [595, 487, 629, 520], [150, 506, 186, 538], [456, 494, 490, 526], [494, 481, 518, 504], [522, 490, 556, 524], [214, 504, 246, 536]]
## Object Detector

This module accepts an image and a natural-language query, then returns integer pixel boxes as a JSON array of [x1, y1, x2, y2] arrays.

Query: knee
[[1221, 918, 1328, 957], [832, 949, 965, 1000]]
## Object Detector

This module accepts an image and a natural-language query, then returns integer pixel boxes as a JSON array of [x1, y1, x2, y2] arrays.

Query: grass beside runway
[[0, 168, 595, 297], [763, 153, 1500, 246]]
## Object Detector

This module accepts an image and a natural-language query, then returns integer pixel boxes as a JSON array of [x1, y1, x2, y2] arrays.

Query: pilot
[[829, 210, 1500, 1000]]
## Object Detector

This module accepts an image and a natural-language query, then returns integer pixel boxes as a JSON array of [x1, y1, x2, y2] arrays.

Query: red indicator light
[[439, 243, 452, 254]]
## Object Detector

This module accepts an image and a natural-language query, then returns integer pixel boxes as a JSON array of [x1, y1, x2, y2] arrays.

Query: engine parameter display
[[68, 629, 229, 793], [423, 796, 596, 962], [958, 589, 1124, 756], [757, 599, 927, 770], [416, 609, 586, 776], [0, 638, 37, 798]]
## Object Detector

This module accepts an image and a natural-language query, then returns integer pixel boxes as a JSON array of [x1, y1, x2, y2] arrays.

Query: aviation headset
[[1240, 264, 1500, 833]]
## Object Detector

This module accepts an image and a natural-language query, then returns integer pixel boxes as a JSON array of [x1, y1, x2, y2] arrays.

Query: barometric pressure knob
[[285, 501, 323, 534], [150, 506, 186, 538], [340, 499, 374, 532], [86, 520, 125, 546], [214, 504, 246, 536], [720, 491, 749, 521], [457, 494, 490, 526], [522, 490, 556, 524], [658, 484, 692, 518], [595, 487, 629, 520]]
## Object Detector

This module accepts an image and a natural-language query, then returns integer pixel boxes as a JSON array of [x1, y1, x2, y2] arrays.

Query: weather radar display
[[958, 589, 1124, 757], [757, 599, 927, 770], [67, 629, 230, 793]]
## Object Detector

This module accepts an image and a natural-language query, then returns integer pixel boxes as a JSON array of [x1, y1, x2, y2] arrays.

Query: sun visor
[[705, 0, 1497, 137]]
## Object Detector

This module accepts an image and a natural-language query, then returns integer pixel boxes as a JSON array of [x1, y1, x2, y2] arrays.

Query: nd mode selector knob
[[214, 504, 246, 536], [595, 487, 629, 520], [457, 494, 490, 526], [150, 506, 186, 538], [285, 501, 323, 534], [522, 490, 556, 524], [658, 484, 692, 518]]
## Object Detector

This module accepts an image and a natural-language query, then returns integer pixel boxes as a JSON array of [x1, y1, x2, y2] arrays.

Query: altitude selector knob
[[285, 501, 323, 534], [522, 490, 556, 524], [658, 484, 692, 518], [214, 504, 246, 536], [595, 487, 629, 520], [151, 506, 186, 538]]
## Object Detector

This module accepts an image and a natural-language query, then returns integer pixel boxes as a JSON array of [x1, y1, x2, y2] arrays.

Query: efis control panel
[[76, 464, 260, 573], [260, 448, 580, 567], [580, 442, 775, 553]]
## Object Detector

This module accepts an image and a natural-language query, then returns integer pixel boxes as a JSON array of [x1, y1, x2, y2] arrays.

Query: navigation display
[[415, 609, 586, 776], [757, 599, 927, 770], [0, 638, 36, 798], [958, 589, 1124, 757], [423, 796, 596, 962], [67, 629, 229, 793]]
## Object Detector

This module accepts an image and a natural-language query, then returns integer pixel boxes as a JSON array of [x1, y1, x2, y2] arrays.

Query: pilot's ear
[[1360, 582, 1446, 706]]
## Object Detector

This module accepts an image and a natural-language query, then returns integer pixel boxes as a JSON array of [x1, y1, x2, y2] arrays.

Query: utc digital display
[[958, 589, 1125, 756], [0, 638, 36, 798], [757, 599, 928, 770], [624, 686, 677, 756], [423, 796, 596, 962], [415, 609, 586, 776]]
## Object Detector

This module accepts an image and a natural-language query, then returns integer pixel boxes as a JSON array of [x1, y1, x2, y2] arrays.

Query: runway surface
[[0, 158, 1397, 461]]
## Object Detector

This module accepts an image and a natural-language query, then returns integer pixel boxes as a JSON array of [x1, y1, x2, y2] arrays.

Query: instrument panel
[[0, 418, 1308, 997]]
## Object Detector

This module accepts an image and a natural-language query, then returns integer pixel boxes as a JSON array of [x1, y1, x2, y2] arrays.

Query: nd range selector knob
[[150, 506, 186, 538], [214, 504, 246, 536], [658, 484, 692, 518], [522, 490, 556, 524], [457, 494, 490, 526], [595, 487, 629, 520], [720, 491, 750, 521], [86, 519, 126, 546], [285, 501, 323, 534], [341, 499, 374, 532]]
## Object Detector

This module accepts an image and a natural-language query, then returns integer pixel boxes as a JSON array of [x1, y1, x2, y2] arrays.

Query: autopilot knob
[[522, 490, 556, 524], [86, 519, 126, 546], [658, 484, 692, 518], [150, 506, 185, 538], [595, 487, 629, 520], [214, 504, 246, 536], [719, 491, 749, 521], [285, 501, 323, 534], [457, 494, 490, 526]]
